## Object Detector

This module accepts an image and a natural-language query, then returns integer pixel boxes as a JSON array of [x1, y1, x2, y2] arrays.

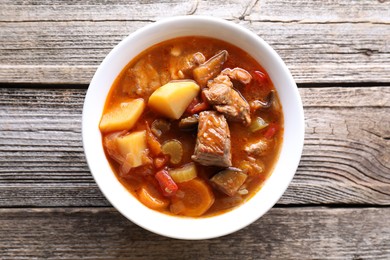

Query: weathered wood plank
[[0, 207, 389, 259], [1, 0, 389, 22], [0, 0, 389, 84], [0, 87, 389, 206], [0, 0, 239, 21], [1, 20, 388, 84], [248, 0, 390, 23]]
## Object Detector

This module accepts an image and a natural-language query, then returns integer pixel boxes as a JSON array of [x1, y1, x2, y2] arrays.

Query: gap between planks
[[2, 82, 390, 89], [0, 86, 389, 207]]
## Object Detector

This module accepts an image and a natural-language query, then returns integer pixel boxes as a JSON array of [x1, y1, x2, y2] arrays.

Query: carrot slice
[[170, 178, 215, 217], [137, 184, 169, 210]]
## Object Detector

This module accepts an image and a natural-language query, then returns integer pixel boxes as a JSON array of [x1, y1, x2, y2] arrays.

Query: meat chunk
[[203, 75, 251, 126], [192, 52, 206, 65], [244, 138, 271, 156], [191, 111, 232, 167], [193, 50, 228, 87], [221, 68, 252, 84], [169, 51, 206, 80], [239, 158, 265, 176], [127, 58, 166, 97]]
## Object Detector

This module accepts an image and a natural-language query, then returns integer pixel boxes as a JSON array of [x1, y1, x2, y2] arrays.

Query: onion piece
[[249, 117, 269, 132], [170, 201, 185, 215], [103, 131, 126, 164]]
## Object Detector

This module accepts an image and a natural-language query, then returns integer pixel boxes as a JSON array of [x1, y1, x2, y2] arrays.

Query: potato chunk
[[116, 131, 147, 168], [148, 80, 200, 119], [99, 98, 145, 133]]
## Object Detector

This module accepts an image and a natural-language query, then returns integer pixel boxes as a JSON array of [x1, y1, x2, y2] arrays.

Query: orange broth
[[101, 36, 283, 217]]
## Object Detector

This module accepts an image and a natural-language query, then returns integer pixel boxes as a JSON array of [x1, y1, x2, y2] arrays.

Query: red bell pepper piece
[[186, 92, 210, 115], [186, 97, 200, 114], [190, 102, 209, 114], [155, 169, 178, 197], [264, 123, 278, 139]]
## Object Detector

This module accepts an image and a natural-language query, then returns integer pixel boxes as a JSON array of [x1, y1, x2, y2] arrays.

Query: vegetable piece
[[154, 155, 169, 169], [249, 117, 269, 132], [170, 46, 182, 56], [161, 139, 183, 165], [249, 91, 274, 112], [178, 114, 199, 129], [238, 188, 249, 195], [170, 178, 215, 217], [264, 123, 279, 139], [138, 184, 170, 210], [151, 119, 170, 137], [148, 80, 200, 119], [217, 195, 244, 211], [99, 98, 145, 133], [185, 97, 200, 114], [169, 163, 197, 183], [170, 201, 186, 215], [193, 50, 228, 87], [210, 169, 248, 196], [145, 122, 162, 156], [103, 131, 127, 164], [155, 169, 178, 197], [238, 160, 252, 174], [186, 91, 210, 115], [190, 101, 209, 114], [115, 130, 147, 168]]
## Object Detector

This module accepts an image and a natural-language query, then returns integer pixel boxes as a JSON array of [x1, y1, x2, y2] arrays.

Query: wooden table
[[1, 1, 389, 259]]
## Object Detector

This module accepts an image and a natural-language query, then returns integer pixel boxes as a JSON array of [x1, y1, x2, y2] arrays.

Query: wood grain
[[1, 0, 389, 22], [0, 207, 389, 259], [1, 1, 389, 258], [0, 0, 389, 84], [0, 87, 389, 207]]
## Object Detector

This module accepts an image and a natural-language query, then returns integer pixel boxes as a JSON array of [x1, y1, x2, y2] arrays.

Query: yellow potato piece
[[116, 131, 147, 168], [99, 98, 145, 133], [148, 81, 200, 119]]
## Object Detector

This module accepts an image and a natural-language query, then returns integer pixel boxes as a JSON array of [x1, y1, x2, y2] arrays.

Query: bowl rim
[[83, 15, 304, 240]]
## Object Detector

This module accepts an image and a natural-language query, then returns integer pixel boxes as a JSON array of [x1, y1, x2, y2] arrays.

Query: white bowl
[[82, 16, 304, 240]]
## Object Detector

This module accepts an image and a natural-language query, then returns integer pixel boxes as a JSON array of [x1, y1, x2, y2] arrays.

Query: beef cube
[[203, 75, 251, 126], [191, 111, 232, 167], [244, 138, 271, 156]]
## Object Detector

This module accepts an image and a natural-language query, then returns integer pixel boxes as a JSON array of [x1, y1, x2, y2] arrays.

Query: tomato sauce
[[101, 36, 283, 217]]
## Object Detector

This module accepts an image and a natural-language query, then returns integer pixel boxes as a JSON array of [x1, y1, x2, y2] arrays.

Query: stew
[[99, 36, 283, 217]]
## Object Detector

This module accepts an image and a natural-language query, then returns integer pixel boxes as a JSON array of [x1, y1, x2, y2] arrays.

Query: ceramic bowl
[[82, 16, 304, 240]]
